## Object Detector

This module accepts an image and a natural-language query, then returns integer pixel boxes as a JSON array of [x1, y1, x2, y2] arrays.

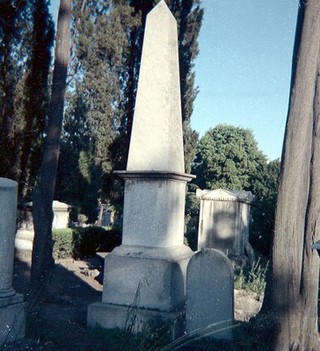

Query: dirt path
[[7, 256, 107, 351]]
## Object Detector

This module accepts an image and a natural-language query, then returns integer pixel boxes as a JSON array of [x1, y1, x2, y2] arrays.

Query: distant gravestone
[[197, 188, 254, 265], [15, 200, 70, 260], [52, 200, 70, 229], [186, 249, 234, 340]]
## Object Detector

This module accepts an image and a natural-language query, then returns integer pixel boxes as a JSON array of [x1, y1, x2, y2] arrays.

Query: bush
[[53, 228, 73, 259], [52, 226, 121, 259]]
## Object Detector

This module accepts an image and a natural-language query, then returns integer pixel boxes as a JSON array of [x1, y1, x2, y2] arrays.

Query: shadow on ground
[[1, 256, 276, 351], [2, 256, 117, 351]]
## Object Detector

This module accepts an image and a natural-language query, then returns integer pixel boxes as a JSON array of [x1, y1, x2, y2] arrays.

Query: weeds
[[234, 257, 269, 298]]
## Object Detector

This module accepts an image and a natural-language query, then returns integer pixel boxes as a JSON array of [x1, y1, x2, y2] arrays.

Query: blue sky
[[193, 0, 299, 160], [50, 0, 299, 160]]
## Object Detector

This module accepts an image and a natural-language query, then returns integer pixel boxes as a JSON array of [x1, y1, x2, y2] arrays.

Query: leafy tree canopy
[[192, 124, 269, 196], [191, 124, 280, 256]]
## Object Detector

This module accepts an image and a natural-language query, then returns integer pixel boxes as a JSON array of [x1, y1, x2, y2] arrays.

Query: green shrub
[[52, 226, 121, 259], [52, 228, 73, 259]]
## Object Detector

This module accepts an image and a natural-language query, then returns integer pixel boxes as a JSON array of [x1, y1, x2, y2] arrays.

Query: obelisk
[[87, 0, 194, 337]]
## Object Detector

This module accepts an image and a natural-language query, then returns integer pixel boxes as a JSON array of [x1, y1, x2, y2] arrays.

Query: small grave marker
[[186, 248, 234, 340]]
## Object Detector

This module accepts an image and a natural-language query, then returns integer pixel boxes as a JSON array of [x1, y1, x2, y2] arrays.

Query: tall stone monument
[[0, 178, 26, 345], [87, 0, 194, 336]]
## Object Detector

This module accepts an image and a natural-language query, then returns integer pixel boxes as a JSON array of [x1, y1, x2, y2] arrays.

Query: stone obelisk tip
[[126, 0, 185, 173]]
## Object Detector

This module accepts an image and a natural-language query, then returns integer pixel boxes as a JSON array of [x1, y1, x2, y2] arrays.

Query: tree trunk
[[29, 0, 72, 296], [270, 1, 320, 349]]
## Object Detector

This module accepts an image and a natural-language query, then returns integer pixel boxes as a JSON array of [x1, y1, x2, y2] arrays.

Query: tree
[[191, 124, 279, 254], [55, 0, 140, 218], [250, 159, 280, 257], [0, 0, 53, 201], [0, 0, 30, 180], [17, 0, 54, 200], [192, 124, 268, 193], [56, 0, 203, 218], [29, 0, 72, 292], [266, 0, 320, 348]]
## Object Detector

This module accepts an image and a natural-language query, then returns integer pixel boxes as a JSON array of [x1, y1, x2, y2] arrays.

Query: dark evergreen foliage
[[0, 0, 53, 200], [57, 0, 203, 220], [0, 0, 30, 180], [191, 124, 280, 256], [18, 0, 54, 199]]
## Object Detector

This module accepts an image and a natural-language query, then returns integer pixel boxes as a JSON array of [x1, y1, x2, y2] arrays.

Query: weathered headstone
[[197, 188, 254, 265], [87, 0, 195, 337], [186, 249, 234, 340], [0, 178, 26, 345], [15, 200, 70, 260], [52, 200, 70, 229], [15, 202, 34, 260]]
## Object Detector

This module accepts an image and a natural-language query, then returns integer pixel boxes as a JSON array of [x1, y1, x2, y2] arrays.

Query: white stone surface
[[126, 0, 184, 173], [15, 200, 70, 257], [52, 200, 70, 229], [88, 1, 195, 336], [102, 245, 192, 312], [197, 189, 254, 261], [122, 178, 187, 248], [186, 249, 234, 340], [0, 178, 18, 298], [0, 177, 26, 345]]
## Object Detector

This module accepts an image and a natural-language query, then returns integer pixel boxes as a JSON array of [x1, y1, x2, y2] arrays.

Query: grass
[[234, 257, 269, 298]]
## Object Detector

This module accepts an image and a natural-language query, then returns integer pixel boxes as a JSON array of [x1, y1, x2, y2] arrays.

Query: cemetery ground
[[1, 253, 272, 351]]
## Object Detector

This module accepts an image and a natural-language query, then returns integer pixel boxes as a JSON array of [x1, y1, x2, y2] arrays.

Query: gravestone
[[186, 249, 234, 340], [197, 188, 254, 265], [52, 200, 70, 229], [15, 202, 34, 259], [87, 0, 195, 337], [15, 200, 70, 260], [0, 178, 26, 345]]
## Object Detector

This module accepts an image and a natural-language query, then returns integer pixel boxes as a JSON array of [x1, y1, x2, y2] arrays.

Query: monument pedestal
[[88, 245, 193, 336]]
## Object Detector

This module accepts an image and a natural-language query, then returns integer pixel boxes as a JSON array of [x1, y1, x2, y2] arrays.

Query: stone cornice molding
[[114, 170, 195, 183]]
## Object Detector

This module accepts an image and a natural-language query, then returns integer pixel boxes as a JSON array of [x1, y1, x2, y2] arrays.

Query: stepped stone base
[[87, 245, 193, 338], [0, 301, 26, 346], [87, 302, 185, 338]]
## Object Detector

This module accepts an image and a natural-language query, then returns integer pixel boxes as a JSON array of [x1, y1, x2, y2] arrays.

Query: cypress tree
[[57, 0, 203, 216], [18, 0, 54, 199], [0, 0, 30, 179]]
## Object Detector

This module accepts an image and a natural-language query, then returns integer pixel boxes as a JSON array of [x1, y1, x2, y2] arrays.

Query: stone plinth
[[197, 189, 254, 264], [88, 245, 192, 336], [0, 178, 26, 345], [117, 172, 192, 248]]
